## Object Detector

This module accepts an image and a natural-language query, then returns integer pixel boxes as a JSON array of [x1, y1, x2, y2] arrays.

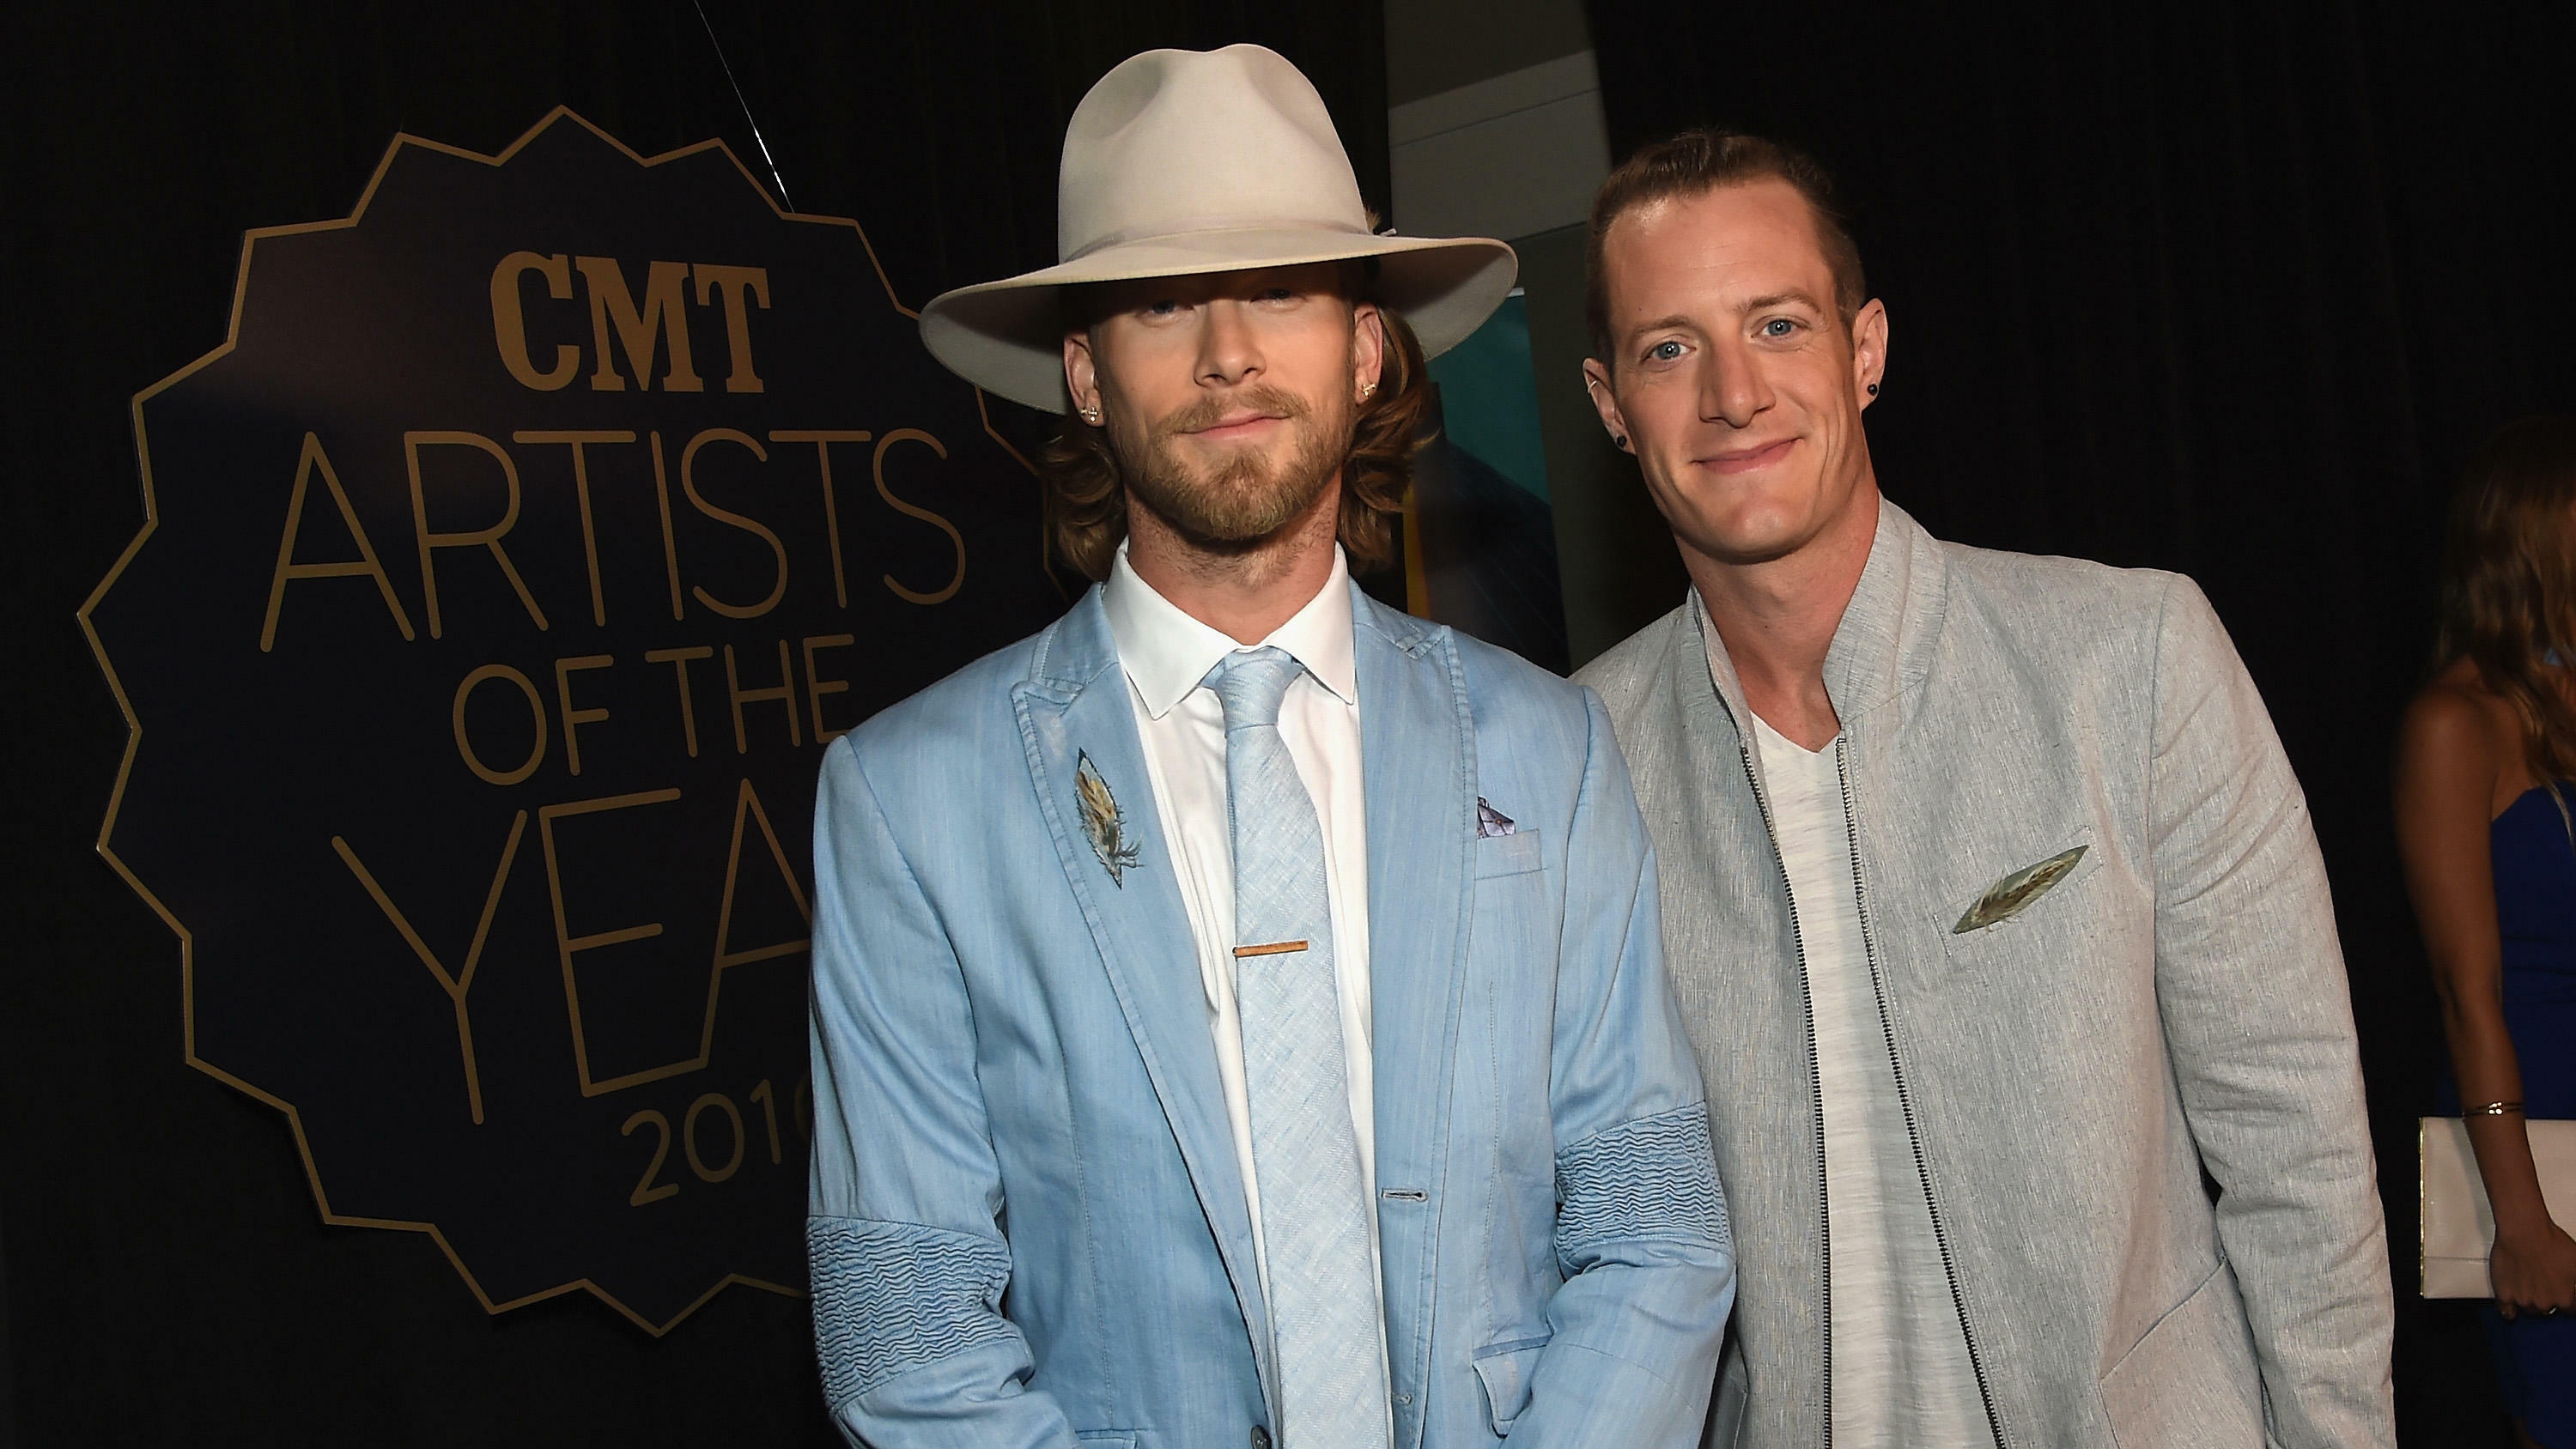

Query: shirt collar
[[1103, 542, 1358, 718]]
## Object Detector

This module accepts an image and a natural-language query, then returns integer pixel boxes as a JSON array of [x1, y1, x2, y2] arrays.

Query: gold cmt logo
[[85, 108, 1056, 1335]]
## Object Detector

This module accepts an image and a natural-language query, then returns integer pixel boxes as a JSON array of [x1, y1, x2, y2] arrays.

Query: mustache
[[1158, 385, 1310, 437]]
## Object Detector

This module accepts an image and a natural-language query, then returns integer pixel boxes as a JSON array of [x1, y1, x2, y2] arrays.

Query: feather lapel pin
[[1953, 845, 2087, 934], [1075, 750, 1140, 887]]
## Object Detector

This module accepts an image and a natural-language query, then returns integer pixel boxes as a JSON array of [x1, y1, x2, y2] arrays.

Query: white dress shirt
[[1748, 711, 1991, 1448], [1100, 543, 1383, 1333]]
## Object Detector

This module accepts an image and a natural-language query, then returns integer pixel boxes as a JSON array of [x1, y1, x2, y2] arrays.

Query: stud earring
[[1613, 434, 1629, 449], [1359, 381, 1377, 400], [1867, 383, 1880, 396], [1079, 406, 1102, 424]]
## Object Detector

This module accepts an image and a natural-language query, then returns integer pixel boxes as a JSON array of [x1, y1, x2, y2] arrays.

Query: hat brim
[[919, 227, 1519, 412]]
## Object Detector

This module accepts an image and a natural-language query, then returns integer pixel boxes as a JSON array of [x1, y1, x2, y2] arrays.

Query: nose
[[1194, 298, 1264, 389], [1698, 333, 1771, 429]]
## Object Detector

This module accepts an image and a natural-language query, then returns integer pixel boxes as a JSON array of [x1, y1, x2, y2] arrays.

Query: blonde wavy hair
[[1036, 280, 1433, 582]]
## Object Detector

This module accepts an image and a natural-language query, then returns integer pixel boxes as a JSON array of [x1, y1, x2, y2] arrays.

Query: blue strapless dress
[[2438, 784, 2576, 1444]]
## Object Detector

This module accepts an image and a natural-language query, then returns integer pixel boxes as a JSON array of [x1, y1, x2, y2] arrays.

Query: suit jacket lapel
[[1351, 586, 1473, 1446], [1011, 590, 1273, 1390]]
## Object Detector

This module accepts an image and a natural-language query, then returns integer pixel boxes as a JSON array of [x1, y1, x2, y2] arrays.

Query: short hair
[[1036, 276, 1431, 583], [1584, 129, 1868, 366]]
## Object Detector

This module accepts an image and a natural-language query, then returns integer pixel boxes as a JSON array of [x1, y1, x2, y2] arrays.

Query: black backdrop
[[1583, 2, 2576, 1442], [0, 3, 1383, 1444]]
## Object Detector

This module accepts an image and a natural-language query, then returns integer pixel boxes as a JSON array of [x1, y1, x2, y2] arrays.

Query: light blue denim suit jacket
[[806, 581, 1735, 1449]]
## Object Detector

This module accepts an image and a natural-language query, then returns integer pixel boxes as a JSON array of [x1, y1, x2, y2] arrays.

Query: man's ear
[[1064, 329, 1103, 422], [1351, 301, 1386, 400], [1580, 357, 1633, 452], [1851, 298, 1888, 410]]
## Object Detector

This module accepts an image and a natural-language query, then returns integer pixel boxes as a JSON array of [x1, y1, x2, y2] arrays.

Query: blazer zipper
[[1833, 739, 2009, 1448], [1735, 743, 1832, 1449]]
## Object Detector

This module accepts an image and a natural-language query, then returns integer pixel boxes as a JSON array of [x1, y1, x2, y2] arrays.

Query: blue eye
[[1144, 299, 1182, 317], [1761, 318, 1798, 338], [1257, 287, 1295, 302], [1645, 340, 1685, 362]]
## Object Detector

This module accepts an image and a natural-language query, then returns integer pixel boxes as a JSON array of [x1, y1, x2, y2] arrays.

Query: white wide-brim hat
[[919, 44, 1518, 412]]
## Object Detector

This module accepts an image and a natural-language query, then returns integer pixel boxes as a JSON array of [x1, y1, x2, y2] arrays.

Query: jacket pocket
[[1471, 1337, 1549, 1435], [1474, 829, 1543, 879], [1708, 1339, 1750, 1448], [1932, 831, 2114, 981], [1939, 833, 2098, 937], [2098, 1260, 2265, 1447]]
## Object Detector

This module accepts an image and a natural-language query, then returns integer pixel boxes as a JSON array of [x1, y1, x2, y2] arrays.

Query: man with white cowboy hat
[[805, 42, 1734, 1449]]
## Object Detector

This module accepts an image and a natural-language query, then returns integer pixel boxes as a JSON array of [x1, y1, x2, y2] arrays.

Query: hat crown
[[1058, 45, 1368, 263]]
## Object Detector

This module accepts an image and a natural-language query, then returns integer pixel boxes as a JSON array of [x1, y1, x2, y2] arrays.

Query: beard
[[1107, 382, 1353, 551]]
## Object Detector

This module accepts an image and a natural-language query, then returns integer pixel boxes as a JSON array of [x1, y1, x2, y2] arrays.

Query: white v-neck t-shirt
[[1747, 712, 1991, 1449]]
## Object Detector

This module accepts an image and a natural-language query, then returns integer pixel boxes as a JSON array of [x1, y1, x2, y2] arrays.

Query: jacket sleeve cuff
[[810, 1214, 1018, 1412], [1553, 1101, 1732, 1271]]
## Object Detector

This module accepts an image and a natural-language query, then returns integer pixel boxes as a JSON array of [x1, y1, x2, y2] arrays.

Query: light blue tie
[[1206, 646, 1389, 1449]]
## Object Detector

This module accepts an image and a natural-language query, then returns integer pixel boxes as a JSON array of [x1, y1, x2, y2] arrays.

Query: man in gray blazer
[[1571, 130, 2395, 1448]]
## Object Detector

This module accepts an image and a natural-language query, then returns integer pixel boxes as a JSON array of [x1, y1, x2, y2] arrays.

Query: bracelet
[[2467, 1100, 2526, 1117]]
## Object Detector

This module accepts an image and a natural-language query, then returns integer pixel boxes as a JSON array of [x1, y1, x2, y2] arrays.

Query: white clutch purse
[[2421, 1115, 2576, 1296]]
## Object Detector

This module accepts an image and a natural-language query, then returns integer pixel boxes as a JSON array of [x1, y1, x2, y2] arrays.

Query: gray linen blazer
[[1577, 499, 2394, 1448]]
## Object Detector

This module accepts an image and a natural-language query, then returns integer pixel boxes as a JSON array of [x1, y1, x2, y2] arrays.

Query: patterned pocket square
[[1953, 845, 2087, 933], [1475, 797, 1516, 838]]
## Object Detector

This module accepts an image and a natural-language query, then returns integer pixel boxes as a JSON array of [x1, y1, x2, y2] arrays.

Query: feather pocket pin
[[1953, 845, 2087, 933], [1075, 750, 1140, 887]]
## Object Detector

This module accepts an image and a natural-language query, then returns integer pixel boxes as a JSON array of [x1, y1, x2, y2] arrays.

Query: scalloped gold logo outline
[[80, 104, 1049, 1337]]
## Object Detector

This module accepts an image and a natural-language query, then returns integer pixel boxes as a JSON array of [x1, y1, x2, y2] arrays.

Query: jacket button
[[1251, 1428, 1272, 1449]]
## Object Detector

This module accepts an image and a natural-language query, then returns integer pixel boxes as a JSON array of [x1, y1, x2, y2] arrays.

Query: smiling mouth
[[1696, 438, 1796, 473]]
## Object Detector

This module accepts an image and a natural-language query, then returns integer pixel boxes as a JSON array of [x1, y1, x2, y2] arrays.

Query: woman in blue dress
[[2397, 415, 2576, 1448]]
